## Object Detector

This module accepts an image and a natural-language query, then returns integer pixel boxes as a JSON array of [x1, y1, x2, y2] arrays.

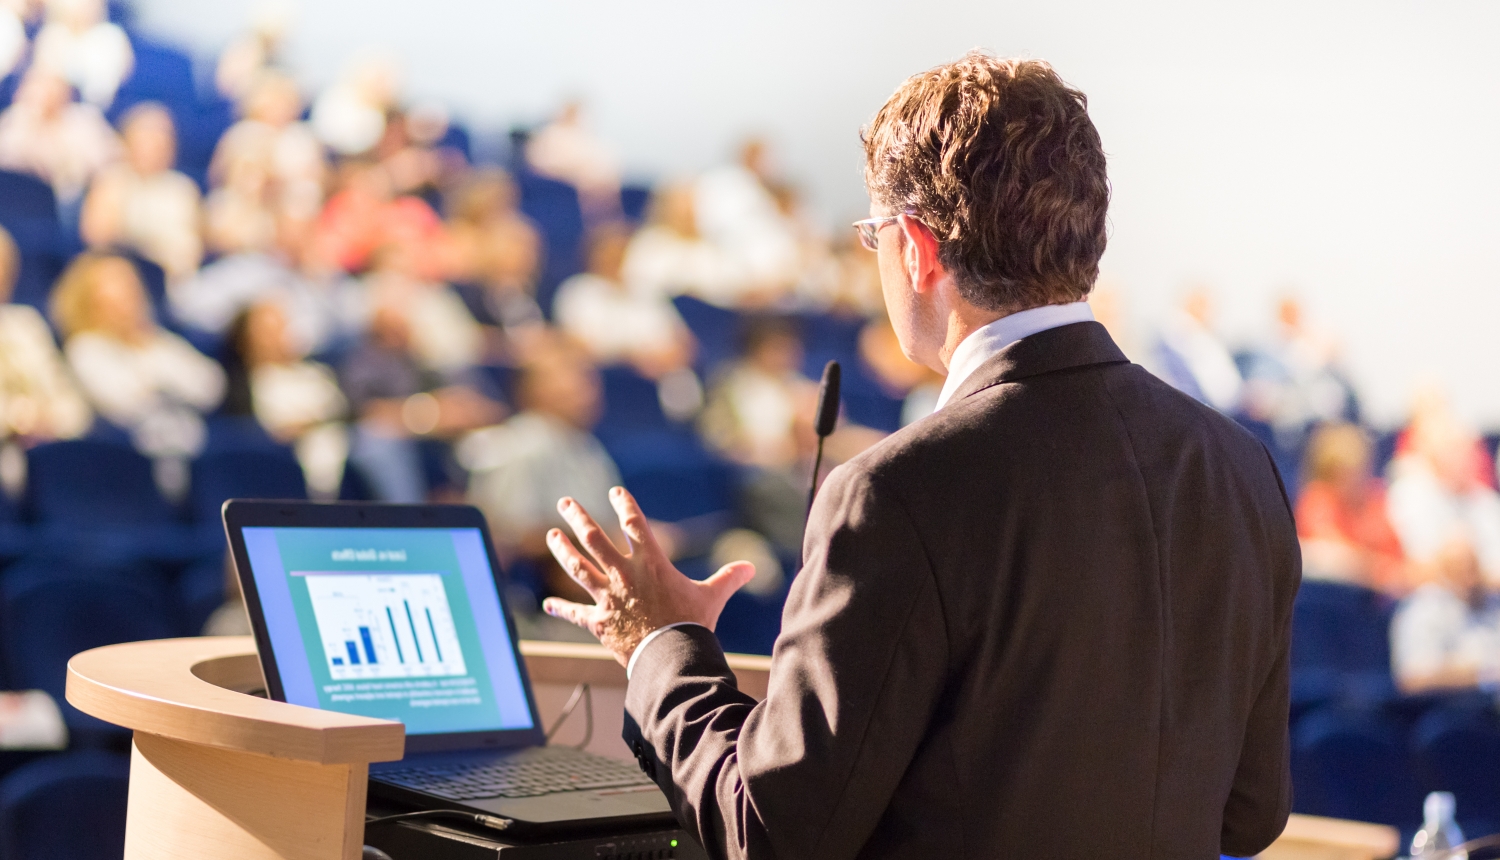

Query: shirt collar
[[934, 301, 1096, 411]]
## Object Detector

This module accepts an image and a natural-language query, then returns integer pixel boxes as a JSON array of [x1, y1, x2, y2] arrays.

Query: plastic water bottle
[[1410, 792, 1466, 859]]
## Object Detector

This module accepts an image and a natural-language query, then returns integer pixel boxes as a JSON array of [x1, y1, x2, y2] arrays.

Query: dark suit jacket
[[623, 321, 1299, 859]]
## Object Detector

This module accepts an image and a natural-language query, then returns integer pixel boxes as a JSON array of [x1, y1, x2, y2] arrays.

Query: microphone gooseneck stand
[[806, 360, 842, 517]]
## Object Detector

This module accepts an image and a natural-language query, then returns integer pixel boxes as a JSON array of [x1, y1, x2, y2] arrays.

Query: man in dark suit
[[541, 51, 1299, 859]]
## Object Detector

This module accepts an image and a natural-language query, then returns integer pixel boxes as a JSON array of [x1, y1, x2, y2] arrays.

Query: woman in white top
[[0, 226, 90, 443], [81, 102, 203, 280], [31, 0, 132, 107], [51, 253, 224, 462], [0, 69, 120, 205]]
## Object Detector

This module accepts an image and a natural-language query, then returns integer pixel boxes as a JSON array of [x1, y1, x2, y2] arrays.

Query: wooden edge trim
[[66, 636, 404, 765]]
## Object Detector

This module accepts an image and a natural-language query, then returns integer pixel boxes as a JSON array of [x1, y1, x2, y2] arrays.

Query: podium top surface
[[66, 635, 405, 765]]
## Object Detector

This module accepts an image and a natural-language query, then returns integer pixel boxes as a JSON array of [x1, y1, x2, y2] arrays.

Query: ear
[[898, 215, 943, 294]]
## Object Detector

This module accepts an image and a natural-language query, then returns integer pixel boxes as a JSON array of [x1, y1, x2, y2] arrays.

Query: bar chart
[[303, 573, 468, 681]]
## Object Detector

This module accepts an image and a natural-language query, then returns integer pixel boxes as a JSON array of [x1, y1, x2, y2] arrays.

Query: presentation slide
[[243, 526, 535, 734]]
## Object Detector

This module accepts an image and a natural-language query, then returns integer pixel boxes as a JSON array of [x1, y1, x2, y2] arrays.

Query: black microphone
[[807, 360, 841, 515]]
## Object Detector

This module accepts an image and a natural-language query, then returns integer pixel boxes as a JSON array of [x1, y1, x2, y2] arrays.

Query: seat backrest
[[672, 296, 742, 377], [0, 560, 174, 736], [25, 439, 179, 526], [1412, 703, 1500, 837], [1291, 706, 1424, 831], [0, 750, 129, 860], [190, 446, 308, 525], [516, 172, 585, 315], [600, 365, 669, 431], [1292, 580, 1395, 675]]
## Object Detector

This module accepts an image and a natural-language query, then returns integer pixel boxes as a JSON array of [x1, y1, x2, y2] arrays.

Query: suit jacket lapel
[[948, 321, 1130, 404]]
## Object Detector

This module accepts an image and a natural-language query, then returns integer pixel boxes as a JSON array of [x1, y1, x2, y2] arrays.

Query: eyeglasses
[[851, 215, 901, 251]]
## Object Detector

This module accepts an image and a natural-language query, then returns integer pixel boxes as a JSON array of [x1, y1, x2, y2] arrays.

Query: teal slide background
[[275, 528, 505, 733]]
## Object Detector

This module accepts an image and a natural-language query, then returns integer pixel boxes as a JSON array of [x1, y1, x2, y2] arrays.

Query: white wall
[[131, 0, 1500, 428]]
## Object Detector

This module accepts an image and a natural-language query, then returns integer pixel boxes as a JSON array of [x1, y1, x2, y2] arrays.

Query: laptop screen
[[240, 525, 536, 735]]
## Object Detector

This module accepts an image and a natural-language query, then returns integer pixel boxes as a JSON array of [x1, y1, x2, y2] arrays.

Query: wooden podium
[[66, 636, 1395, 860]]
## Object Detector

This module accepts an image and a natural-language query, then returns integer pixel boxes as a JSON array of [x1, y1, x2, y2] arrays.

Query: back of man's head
[[863, 52, 1109, 313]]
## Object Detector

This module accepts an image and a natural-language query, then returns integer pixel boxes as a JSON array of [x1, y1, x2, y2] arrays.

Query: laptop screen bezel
[[223, 499, 548, 754]]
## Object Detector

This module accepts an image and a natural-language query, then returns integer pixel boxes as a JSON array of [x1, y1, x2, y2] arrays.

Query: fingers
[[546, 528, 608, 597], [608, 486, 660, 557], [557, 497, 628, 573], [542, 597, 600, 635], [702, 560, 757, 604]]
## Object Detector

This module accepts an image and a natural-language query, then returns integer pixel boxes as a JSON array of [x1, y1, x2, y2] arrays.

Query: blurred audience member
[[0, 225, 90, 444], [622, 181, 742, 305], [0, 0, 30, 80], [31, 0, 131, 107], [444, 168, 545, 350], [51, 253, 224, 491], [0, 69, 119, 206], [700, 316, 815, 554], [225, 299, 349, 497], [211, 70, 327, 227], [858, 313, 943, 427], [1390, 535, 1500, 694], [1150, 287, 1242, 413], [374, 103, 462, 200], [1239, 295, 1359, 435], [339, 295, 500, 502], [554, 222, 695, 379], [363, 241, 483, 375], [462, 338, 621, 591], [1297, 423, 1408, 594], [311, 53, 397, 157], [1387, 395, 1500, 588], [693, 138, 801, 301], [81, 102, 203, 280], [314, 158, 446, 277], [524, 100, 621, 220], [213, 1, 291, 103]]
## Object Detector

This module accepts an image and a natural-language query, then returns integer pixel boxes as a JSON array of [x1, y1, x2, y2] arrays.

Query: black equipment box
[[363, 803, 709, 860]]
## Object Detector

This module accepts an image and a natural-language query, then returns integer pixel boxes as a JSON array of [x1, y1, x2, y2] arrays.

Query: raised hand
[[543, 486, 756, 667]]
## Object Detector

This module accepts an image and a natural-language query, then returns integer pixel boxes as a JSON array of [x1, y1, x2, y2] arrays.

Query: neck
[[934, 302, 1006, 373]]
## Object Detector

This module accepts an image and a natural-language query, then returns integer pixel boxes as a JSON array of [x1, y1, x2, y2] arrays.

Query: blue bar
[[332, 657, 344, 666], [345, 641, 361, 665], [426, 608, 443, 662], [360, 627, 378, 664], [386, 607, 405, 663], [405, 600, 425, 663]]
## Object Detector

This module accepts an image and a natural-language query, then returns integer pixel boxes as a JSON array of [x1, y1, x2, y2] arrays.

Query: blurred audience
[[314, 158, 446, 278], [444, 168, 546, 351], [622, 181, 742, 305], [363, 241, 483, 375], [0, 0, 31, 81], [339, 294, 500, 503], [50, 253, 224, 491], [80, 102, 202, 280], [1150, 287, 1243, 413], [213, 1, 291, 103], [0, 68, 119, 207], [1387, 394, 1500, 589], [311, 54, 398, 157], [31, 0, 131, 107], [0, 226, 90, 445], [210, 70, 327, 228], [693, 138, 801, 302], [1390, 535, 1500, 695], [858, 314, 942, 428], [524, 100, 620, 220], [224, 299, 349, 497], [1239, 295, 1358, 438], [1297, 423, 1408, 594], [462, 338, 621, 594], [554, 222, 695, 379]]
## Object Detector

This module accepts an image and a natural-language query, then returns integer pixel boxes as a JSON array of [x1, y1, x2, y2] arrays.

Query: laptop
[[224, 499, 677, 834]]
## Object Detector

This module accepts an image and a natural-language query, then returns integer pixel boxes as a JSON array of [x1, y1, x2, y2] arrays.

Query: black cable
[[545, 682, 594, 749], [364, 810, 514, 832]]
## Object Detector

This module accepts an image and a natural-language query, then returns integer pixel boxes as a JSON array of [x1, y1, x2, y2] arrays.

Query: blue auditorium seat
[[1289, 580, 1397, 714], [599, 365, 671, 431], [1291, 706, 1424, 833], [189, 444, 307, 549], [0, 750, 130, 860], [0, 559, 175, 744], [24, 439, 196, 562], [176, 555, 229, 637], [1412, 702, 1500, 838], [108, 37, 198, 121], [0, 170, 73, 311], [515, 172, 585, 316], [620, 184, 652, 223], [672, 296, 742, 378], [0, 485, 29, 563]]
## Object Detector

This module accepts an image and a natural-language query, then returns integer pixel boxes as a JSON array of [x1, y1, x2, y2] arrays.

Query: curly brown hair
[[862, 52, 1110, 312]]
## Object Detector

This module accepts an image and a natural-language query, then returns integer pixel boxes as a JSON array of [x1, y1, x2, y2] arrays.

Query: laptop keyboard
[[380, 748, 657, 800]]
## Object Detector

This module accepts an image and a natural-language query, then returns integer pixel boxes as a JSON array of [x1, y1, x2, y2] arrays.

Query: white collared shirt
[[933, 302, 1095, 411]]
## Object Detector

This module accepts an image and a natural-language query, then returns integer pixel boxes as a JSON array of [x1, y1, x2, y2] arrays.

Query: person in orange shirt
[[1296, 422, 1410, 595]]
